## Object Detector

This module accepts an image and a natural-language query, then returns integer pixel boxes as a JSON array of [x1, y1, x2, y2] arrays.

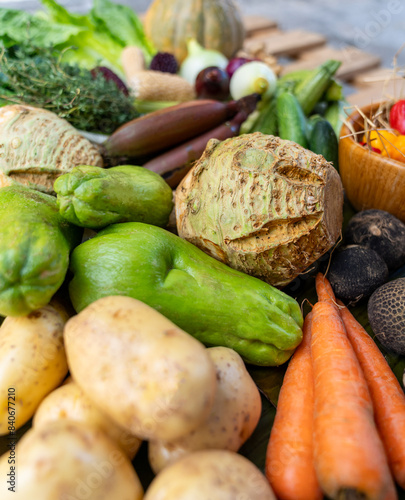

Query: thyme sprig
[[0, 45, 138, 134]]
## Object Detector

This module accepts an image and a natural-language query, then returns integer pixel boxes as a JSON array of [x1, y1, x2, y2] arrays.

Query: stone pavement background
[[1, 0, 404, 68]]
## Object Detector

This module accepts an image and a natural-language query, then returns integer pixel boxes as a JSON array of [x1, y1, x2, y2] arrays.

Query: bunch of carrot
[[266, 273, 405, 500]]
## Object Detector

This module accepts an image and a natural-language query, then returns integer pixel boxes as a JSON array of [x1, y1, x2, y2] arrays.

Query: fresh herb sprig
[[0, 45, 138, 134]]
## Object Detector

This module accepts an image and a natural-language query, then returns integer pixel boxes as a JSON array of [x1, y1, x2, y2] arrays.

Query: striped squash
[[144, 0, 245, 63]]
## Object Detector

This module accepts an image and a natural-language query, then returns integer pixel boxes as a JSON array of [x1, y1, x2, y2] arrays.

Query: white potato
[[64, 296, 217, 441], [144, 449, 276, 500], [0, 421, 143, 499], [33, 381, 142, 459], [149, 346, 262, 473], [0, 305, 68, 435]]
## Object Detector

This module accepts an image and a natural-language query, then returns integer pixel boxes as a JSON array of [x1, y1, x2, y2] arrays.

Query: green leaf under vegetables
[[247, 365, 287, 407]]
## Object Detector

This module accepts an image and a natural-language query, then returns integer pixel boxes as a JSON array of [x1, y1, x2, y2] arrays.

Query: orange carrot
[[311, 300, 397, 500], [266, 312, 322, 500], [338, 300, 405, 490], [316, 272, 405, 488], [315, 272, 337, 305]]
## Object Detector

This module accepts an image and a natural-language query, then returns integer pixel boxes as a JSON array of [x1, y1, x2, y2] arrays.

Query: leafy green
[[0, 45, 138, 134], [39, 0, 124, 72], [0, 0, 155, 75], [91, 0, 155, 63], [40, 0, 93, 28], [0, 9, 82, 47]]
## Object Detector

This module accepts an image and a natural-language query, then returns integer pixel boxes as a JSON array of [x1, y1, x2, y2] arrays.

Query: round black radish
[[344, 209, 405, 271], [368, 278, 405, 355], [328, 245, 389, 302]]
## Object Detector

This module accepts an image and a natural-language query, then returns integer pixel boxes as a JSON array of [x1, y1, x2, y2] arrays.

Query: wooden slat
[[352, 68, 397, 86], [247, 28, 281, 40], [243, 15, 278, 37], [347, 78, 404, 108], [281, 46, 381, 81], [347, 88, 390, 108], [243, 30, 326, 58]]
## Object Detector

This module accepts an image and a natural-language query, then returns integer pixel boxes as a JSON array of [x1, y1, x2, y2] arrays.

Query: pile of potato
[[0, 295, 275, 499]]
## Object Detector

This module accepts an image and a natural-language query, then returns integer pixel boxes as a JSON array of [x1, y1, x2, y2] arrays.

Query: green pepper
[[0, 186, 81, 316], [54, 165, 174, 229], [69, 222, 303, 366]]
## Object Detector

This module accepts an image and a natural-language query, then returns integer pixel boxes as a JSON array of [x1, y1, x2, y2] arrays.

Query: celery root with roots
[[0, 105, 103, 195]]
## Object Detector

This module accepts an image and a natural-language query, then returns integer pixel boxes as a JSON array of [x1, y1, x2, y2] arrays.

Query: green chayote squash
[[54, 165, 174, 229], [69, 222, 303, 366], [0, 186, 82, 317]]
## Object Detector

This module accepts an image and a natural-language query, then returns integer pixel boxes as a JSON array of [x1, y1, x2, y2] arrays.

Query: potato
[[0, 421, 143, 499], [144, 449, 276, 500], [149, 346, 262, 473], [0, 305, 68, 435], [64, 295, 217, 441], [33, 381, 142, 459]]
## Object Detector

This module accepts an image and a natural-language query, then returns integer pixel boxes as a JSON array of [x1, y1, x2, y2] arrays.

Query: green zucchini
[[324, 99, 349, 139], [277, 92, 308, 148], [250, 96, 278, 136], [324, 78, 344, 101], [309, 119, 339, 170], [277, 69, 313, 86], [294, 60, 341, 115]]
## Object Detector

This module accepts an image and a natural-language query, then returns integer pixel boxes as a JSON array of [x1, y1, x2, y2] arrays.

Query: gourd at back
[[144, 0, 245, 63]]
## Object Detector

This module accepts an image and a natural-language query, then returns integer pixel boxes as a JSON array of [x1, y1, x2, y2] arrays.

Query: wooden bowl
[[339, 102, 405, 223]]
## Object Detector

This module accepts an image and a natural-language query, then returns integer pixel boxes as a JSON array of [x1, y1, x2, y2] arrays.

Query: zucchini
[[324, 78, 344, 101], [277, 92, 308, 148], [277, 69, 313, 94], [309, 119, 339, 170], [294, 60, 341, 115], [324, 99, 349, 138], [250, 97, 278, 136], [277, 69, 313, 85]]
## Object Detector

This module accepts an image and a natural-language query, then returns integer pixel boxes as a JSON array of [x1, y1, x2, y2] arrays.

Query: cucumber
[[309, 119, 339, 170], [250, 96, 278, 136], [294, 60, 341, 115], [277, 92, 308, 148], [312, 100, 329, 116], [306, 114, 324, 140]]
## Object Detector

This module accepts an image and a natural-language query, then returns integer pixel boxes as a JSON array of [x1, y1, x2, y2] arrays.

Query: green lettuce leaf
[[90, 0, 155, 62], [39, 0, 92, 28], [39, 0, 124, 72], [0, 9, 82, 47]]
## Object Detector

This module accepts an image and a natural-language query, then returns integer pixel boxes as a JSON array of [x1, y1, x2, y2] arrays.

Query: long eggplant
[[143, 94, 260, 188], [103, 100, 239, 159]]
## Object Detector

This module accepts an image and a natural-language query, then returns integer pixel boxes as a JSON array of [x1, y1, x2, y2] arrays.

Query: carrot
[[338, 300, 405, 489], [315, 272, 405, 488], [315, 272, 337, 305], [311, 300, 397, 500], [265, 312, 322, 500]]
